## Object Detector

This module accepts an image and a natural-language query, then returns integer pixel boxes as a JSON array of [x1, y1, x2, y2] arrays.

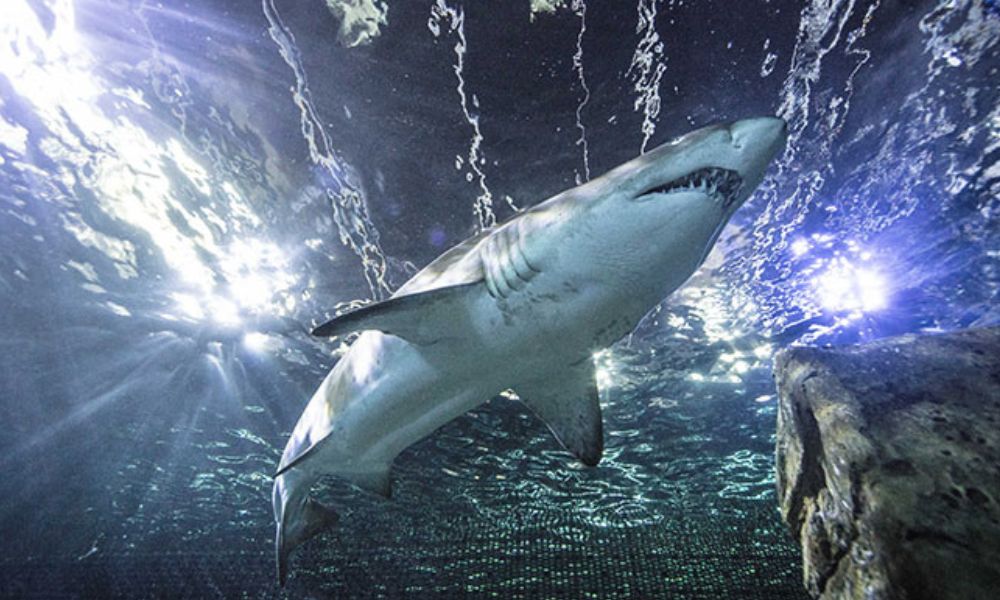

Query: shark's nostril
[[726, 123, 745, 149]]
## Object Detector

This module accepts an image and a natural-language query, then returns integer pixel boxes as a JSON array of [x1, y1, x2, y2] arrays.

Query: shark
[[272, 116, 787, 584]]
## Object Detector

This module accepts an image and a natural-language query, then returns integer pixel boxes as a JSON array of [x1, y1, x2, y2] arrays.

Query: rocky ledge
[[774, 327, 1000, 600]]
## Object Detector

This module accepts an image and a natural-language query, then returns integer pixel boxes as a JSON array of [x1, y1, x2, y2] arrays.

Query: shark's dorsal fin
[[311, 282, 480, 345], [516, 358, 603, 466]]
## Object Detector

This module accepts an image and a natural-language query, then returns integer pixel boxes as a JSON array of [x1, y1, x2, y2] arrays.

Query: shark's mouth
[[644, 167, 744, 208]]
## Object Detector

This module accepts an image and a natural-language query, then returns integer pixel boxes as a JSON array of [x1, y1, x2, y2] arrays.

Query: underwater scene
[[0, 0, 998, 598]]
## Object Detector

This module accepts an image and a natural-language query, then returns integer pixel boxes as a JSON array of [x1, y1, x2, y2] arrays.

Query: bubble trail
[[628, 0, 667, 154], [262, 0, 392, 299], [571, 0, 591, 183], [428, 0, 498, 231], [747, 0, 881, 275]]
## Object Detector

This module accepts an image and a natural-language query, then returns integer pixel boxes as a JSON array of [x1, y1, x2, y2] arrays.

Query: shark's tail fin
[[273, 470, 339, 586]]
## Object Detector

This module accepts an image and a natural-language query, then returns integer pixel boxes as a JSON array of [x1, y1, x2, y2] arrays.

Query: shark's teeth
[[643, 167, 743, 207]]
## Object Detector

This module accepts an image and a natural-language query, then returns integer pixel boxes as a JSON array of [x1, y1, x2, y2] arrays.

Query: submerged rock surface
[[774, 327, 1000, 600]]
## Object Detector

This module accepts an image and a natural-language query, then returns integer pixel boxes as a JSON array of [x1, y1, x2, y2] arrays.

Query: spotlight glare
[[172, 293, 205, 321], [243, 331, 272, 352], [207, 296, 241, 327], [815, 259, 888, 314], [856, 269, 887, 311], [230, 274, 271, 308]]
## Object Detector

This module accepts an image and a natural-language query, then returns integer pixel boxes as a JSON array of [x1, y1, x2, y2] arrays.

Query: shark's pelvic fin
[[517, 359, 603, 466], [274, 472, 339, 587], [342, 466, 392, 498], [273, 466, 389, 586], [276, 498, 338, 586], [311, 282, 481, 344]]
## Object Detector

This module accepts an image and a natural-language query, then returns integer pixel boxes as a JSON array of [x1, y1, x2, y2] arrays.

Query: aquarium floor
[[0, 505, 806, 599]]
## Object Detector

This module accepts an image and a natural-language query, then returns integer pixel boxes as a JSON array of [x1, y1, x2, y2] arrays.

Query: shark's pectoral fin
[[311, 282, 481, 345], [517, 358, 603, 466]]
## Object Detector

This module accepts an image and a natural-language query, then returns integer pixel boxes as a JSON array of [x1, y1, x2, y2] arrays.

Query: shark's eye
[[639, 167, 743, 204]]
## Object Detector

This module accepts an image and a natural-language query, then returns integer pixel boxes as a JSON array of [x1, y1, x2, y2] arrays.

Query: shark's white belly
[[288, 266, 644, 475]]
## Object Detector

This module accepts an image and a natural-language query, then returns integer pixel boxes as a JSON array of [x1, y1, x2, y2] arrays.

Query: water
[[0, 0, 997, 597]]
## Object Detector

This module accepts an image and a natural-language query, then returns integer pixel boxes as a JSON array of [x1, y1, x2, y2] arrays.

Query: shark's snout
[[729, 117, 787, 155], [724, 117, 787, 198]]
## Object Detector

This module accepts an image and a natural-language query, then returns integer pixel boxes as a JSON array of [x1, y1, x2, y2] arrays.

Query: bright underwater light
[[207, 296, 242, 327], [790, 238, 810, 256], [243, 331, 275, 352], [814, 257, 888, 313], [1, 0, 303, 341]]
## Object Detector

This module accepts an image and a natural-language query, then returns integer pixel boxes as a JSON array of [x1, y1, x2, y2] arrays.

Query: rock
[[774, 327, 1000, 600]]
